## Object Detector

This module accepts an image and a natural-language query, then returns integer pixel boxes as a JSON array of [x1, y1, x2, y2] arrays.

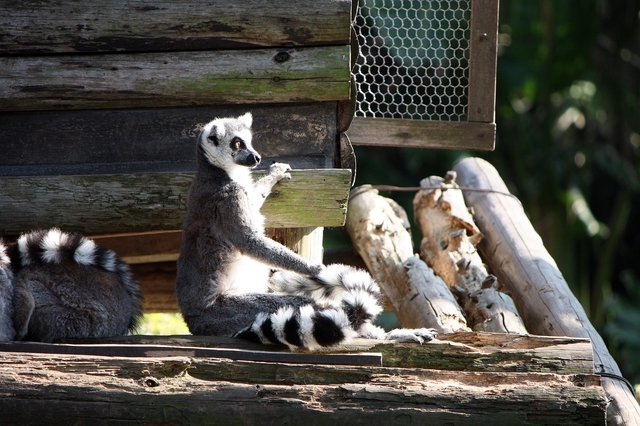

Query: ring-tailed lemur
[[0, 229, 142, 342], [175, 112, 437, 350]]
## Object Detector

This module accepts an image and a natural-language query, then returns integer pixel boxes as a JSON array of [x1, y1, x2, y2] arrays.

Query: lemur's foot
[[269, 162, 292, 181], [385, 328, 438, 344]]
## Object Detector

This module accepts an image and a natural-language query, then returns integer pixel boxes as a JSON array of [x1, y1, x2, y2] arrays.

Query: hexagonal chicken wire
[[348, 0, 499, 151]]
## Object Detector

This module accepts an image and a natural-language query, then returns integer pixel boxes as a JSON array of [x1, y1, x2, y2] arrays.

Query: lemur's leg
[[0, 267, 16, 341], [253, 162, 291, 207], [11, 277, 35, 341]]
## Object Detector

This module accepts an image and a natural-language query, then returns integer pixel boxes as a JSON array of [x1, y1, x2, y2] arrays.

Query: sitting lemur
[[0, 229, 142, 342], [175, 112, 437, 349]]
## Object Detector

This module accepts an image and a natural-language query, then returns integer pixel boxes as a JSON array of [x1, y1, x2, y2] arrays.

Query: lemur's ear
[[238, 112, 253, 128], [206, 124, 224, 146]]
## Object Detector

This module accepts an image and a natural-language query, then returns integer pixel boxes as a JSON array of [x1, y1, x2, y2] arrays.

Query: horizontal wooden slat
[[0, 103, 338, 176], [55, 333, 596, 375], [0, 46, 350, 112], [0, 0, 351, 55], [347, 117, 495, 151], [0, 169, 351, 236]]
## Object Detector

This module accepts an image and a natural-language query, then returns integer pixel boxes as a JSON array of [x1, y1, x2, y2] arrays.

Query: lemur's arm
[[235, 233, 323, 276], [252, 162, 291, 209], [213, 184, 323, 276]]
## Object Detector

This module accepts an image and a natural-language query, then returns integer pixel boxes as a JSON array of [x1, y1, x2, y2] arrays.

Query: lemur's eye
[[231, 137, 243, 150]]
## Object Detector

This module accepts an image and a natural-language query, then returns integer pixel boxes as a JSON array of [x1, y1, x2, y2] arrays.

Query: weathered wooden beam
[[0, 46, 350, 112], [467, 0, 500, 123], [347, 117, 495, 150], [453, 157, 640, 426], [50, 333, 596, 375], [130, 261, 180, 313], [0, 103, 339, 176], [0, 0, 352, 54], [0, 169, 352, 235], [0, 349, 606, 425]]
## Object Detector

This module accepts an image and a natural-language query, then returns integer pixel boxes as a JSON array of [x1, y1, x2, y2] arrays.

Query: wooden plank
[[453, 157, 640, 425], [0, 103, 338, 176], [0, 0, 351, 54], [0, 169, 352, 236], [130, 261, 180, 313], [62, 333, 595, 376], [0, 341, 382, 367], [347, 117, 495, 150], [0, 350, 606, 425], [467, 0, 500, 123], [0, 46, 350, 112]]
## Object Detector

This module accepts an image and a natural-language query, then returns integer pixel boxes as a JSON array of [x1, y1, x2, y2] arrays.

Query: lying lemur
[[175, 112, 437, 349], [0, 229, 142, 342]]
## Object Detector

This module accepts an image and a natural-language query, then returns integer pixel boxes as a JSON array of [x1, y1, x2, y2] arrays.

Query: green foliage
[[135, 313, 190, 335]]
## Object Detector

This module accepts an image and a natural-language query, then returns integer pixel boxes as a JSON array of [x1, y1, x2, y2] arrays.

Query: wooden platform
[[0, 332, 607, 425]]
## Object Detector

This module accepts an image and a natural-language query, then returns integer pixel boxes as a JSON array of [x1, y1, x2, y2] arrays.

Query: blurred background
[[329, 0, 640, 388]]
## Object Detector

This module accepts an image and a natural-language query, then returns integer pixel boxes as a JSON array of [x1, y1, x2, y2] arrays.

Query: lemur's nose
[[251, 154, 261, 166]]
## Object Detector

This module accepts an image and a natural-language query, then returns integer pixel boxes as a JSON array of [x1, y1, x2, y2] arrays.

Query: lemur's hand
[[309, 263, 325, 276], [269, 162, 292, 181]]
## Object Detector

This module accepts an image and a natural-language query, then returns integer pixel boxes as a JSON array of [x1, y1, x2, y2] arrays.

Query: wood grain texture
[[54, 332, 596, 375], [0, 103, 338, 175], [0, 347, 605, 425], [453, 157, 640, 426], [468, 0, 500, 122], [0, 0, 351, 54], [0, 46, 350, 112], [0, 169, 352, 235], [347, 117, 495, 150], [345, 186, 471, 333]]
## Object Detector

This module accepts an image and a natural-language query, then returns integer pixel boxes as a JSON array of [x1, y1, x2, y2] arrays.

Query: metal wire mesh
[[353, 0, 471, 121]]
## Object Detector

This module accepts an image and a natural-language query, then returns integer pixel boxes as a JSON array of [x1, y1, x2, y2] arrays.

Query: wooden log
[[265, 227, 324, 265], [453, 157, 640, 426], [0, 0, 351, 54], [0, 169, 351, 236], [0, 46, 350, 112], [413, 173, 527, 333], [0, 349, 606, 425], [0, 103, 339, 176], [413, 173, 484, 293], [345, 186, 470, 333], [347, 118, 496, 151]]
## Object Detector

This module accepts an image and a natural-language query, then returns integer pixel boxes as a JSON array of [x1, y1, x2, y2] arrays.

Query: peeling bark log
[[345, 186, 470, 333], [453, 156, 640, 426], [413, 174, 527, 333]]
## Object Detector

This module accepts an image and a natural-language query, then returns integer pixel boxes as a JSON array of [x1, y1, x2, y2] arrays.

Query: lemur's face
[[200, 112, 261, 170]]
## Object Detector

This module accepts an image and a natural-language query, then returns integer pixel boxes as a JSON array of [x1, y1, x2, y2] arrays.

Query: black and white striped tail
[[9, 228, 142, 331], [238, 265, 384, 349], [0, 240, 10, 269], [234, 303, 358, 350]]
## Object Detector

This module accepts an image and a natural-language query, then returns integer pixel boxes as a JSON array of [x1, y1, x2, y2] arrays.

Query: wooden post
[[265, 227, 324, 264], [453, 157, 640, 426], [345, 186, 469, 333]]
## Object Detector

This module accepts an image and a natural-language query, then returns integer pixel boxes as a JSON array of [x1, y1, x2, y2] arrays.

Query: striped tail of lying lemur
[[0, 229, 142, 342], [175, 112, 437, 350]]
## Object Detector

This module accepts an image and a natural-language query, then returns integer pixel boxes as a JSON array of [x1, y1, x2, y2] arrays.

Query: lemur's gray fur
[[175, 113, 437, 349], [0, 229, 142, 342]]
